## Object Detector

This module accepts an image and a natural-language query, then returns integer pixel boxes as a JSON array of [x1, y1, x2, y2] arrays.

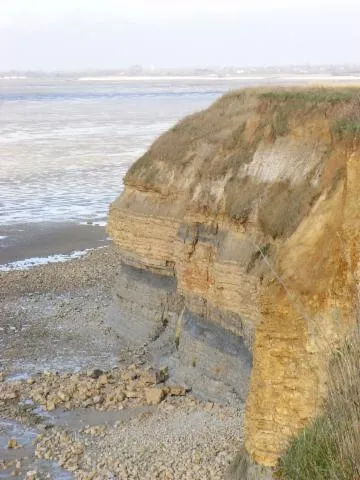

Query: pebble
[[31, 395, 243, 480], [0, 363, 244, 478], [3, 364, 189, 412], [0, 246, 244, 479], [7, 438, 21, 449]]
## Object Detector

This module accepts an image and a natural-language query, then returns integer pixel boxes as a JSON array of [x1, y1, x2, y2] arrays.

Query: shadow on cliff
[[226, 446, 273, 480]]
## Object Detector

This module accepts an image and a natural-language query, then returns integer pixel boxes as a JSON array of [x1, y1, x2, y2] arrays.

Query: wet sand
[[0, 222, 109, 266]]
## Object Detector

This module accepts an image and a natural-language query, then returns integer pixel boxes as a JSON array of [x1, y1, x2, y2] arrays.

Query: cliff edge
[[108, 87, 360, 467]]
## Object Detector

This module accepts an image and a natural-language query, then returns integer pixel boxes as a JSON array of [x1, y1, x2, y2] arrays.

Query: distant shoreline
[[2, 74, 360, 82], [79, 74, 360, 82]]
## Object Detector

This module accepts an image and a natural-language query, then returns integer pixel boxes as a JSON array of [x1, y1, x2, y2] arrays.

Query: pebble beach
[[0, 246, 243, 480]]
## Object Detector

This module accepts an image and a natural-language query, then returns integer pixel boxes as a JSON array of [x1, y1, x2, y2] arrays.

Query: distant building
[[128, 65, 143, 76]]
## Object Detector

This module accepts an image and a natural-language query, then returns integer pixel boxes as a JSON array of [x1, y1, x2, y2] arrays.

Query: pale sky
[[1, 0, 359, 70]]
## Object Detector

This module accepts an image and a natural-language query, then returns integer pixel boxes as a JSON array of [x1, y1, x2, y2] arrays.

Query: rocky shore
[[0, 246, 244, 479]]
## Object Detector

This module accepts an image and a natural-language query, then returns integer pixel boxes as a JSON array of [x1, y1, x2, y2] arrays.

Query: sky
[[1, 0, 359, 70]]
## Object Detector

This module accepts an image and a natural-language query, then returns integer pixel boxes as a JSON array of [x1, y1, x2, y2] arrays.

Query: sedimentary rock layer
[[108, 87, 360, 466]]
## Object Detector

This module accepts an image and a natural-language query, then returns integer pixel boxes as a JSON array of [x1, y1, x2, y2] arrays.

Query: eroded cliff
[[108, 87, 360, 467]]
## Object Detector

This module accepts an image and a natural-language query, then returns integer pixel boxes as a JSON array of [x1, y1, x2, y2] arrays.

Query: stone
[[83, 398, 94, 407], [125, 390, 140, 399], [24, 471, 39, 480], [144, 387, 165, 405], [58, 391, 68, 402], [121, 370, 138, 382], [9, 391, 19, 400], [140, 369, 159, 385], [46, 401, 56, 411], [98, 374, 109, 385], [7, 439, 20, 449], [168, 386, 186, 396]]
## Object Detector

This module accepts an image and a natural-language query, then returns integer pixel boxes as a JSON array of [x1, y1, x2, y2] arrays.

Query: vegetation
[[332, 119, 360, 137], [276, 326, 360, 479], [260, 88, 360, 105], [259, 87, 360, 140], [271, 109, 289, 137]]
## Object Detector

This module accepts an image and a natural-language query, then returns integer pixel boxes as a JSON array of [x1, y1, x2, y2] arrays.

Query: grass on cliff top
[[258, 86, 360, 140], [127, 85, 360, 179], [259, 87, 360, 105], [276, 327, 360, 480]]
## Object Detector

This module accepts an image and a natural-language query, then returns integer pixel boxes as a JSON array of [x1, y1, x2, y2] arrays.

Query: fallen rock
[[7, 439, 20, 449], [83, 398, 93, 407], [145, 387, 165, 405], [98, 374, 109, 385], [125, 389, 141, 399], [0, 385, 19, 400], [121, 370, 138, 382], [24, 471, 39, 480], [46, 400, 56, 411], [168, 386, 186, 396], [57, 390, 68, 402], [139, 368, 159, 385]]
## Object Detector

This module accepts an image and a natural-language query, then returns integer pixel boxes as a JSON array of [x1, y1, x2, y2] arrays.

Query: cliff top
[[122, 86, 360, 240]]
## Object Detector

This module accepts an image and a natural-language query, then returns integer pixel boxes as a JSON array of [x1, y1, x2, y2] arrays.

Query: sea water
[[0, 78, 234, 225]]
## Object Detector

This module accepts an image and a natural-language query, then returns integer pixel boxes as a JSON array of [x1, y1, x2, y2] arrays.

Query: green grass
[[276, 328, 360, 480], [259, 87, 360, 140], [332, 119, 360, 137], [272, 109, 289, 137], [260, 88, 360, 105], [276, 417, 338, 480]]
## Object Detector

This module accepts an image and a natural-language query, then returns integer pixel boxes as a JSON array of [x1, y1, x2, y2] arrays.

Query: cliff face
[[108, 88, 360, 466]]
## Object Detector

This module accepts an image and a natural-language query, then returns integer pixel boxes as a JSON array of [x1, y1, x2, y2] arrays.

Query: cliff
[[108, 87, 360, 467]]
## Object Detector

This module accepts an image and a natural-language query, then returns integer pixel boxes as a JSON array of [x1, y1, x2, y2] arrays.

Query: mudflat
[[0, 222, 109, 267]]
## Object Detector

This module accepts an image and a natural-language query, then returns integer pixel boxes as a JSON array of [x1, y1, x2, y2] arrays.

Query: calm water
[[0, 78, 256, 227]]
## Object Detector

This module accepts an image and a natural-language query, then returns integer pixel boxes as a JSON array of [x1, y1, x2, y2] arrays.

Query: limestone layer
[[108, 87, 360, 466]]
